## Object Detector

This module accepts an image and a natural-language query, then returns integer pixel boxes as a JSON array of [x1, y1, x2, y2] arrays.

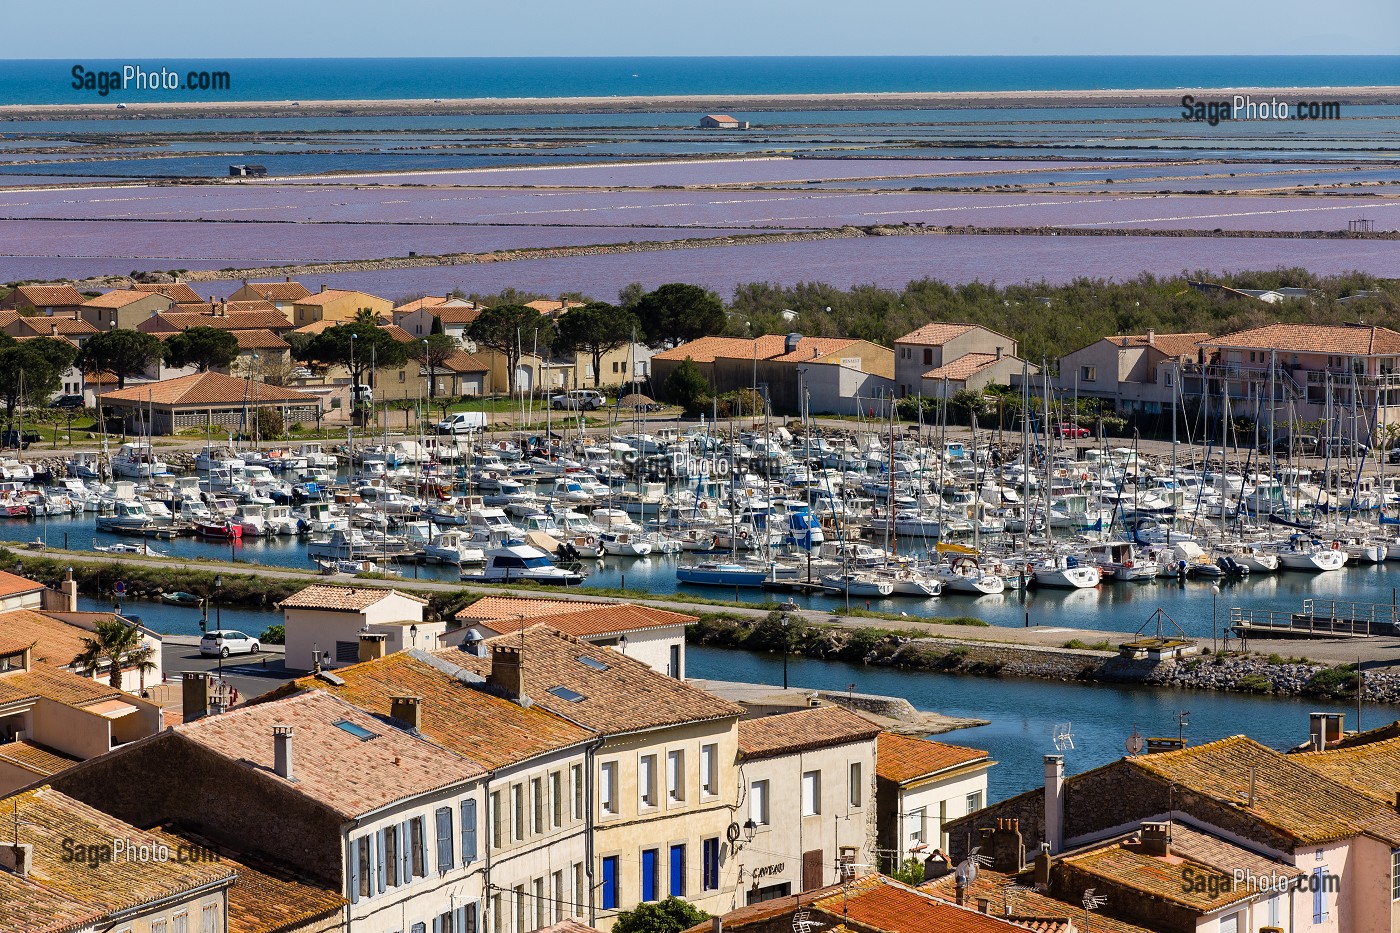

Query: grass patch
[[1235, 673, 1274, 694], [1062, 638, 1112, 651], [832, 607, 988, 626], [1305, 664, 1360, 699]]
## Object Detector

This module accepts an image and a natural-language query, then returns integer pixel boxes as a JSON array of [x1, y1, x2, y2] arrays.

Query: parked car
[[199, 629, 260, 658], [52, 395, 85, 410], [1323, 437, 1369, 457], [1266, 434, 1318, 457], [0, 430, 38, 450], [550, 389, 606, 411], [435, 412, 487, 435], [1054, 422, 1090, 439]]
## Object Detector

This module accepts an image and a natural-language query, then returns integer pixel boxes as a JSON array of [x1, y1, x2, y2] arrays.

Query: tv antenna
[[1082, 888, 1109, 931], [1177, 711, 1191, 743], [1051, 722, 1076, 751]]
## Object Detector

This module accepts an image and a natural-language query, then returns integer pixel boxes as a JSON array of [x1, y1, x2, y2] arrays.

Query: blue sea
[[3, 56, 1400, 105]]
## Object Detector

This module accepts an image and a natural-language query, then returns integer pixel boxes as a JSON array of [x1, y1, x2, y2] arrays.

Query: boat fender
[[1123, 560, 1133, 569], [1332, 540, 1341, 550], [586, 535, 597, 546], [740, 530, 750, 541]]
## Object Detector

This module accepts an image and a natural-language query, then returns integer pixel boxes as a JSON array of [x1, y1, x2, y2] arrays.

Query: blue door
[[602, 856, 619, 909], [641, 849, 658, 902], [670, 844, 686, 897]]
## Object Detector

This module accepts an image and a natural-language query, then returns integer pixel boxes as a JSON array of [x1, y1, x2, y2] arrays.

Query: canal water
[[22, 514, 1400, 640]]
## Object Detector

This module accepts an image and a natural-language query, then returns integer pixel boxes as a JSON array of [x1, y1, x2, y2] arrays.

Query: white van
[[550, 389, 606, 411], [435, 412, 487, 435]]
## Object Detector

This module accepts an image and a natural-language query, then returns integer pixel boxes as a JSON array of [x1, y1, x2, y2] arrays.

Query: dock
[[1229, 598, 1400, 640]]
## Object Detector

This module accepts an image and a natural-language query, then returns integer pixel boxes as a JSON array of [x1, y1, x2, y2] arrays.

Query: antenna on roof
[[1051, 722, 1075, 751], [1082, 888, 1108, 931]]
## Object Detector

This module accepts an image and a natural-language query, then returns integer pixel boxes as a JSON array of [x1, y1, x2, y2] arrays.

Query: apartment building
[[1053, 330, 1207, 414], [227, 278, 313, 315], [734, 706, 881, 903]]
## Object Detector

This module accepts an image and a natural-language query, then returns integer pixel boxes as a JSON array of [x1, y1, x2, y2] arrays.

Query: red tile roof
[[0, 608, 96, 669], [4, 316, 98, 338], [441, 349, 490, 373], [1104, 332, 1210, 358], [0, 569, 46, 598], [131, 282, 204, 304], [461, 600, 694, 639], [8, 284, 85, 308], [294, 288, 387, 307], [280, 584, 426, 612], [98, 371, 316, 407], [240, 281, 312, 302], [1202, 323, 1400, 356], [139, 309, 293, 333], [0, 739, 79, 778], [921, 352, 1008, 381], [232, 329, 292, 351], [81, 289, 172, 309], [738, 706, 881, 759], [896, 322, 980, 347], [876, 733, 991, 783], [653, 334, 859, 364]]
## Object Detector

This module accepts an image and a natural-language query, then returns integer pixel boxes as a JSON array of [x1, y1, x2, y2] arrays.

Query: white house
[[280, 584, 439, 672], [874, 732, 994, 867]]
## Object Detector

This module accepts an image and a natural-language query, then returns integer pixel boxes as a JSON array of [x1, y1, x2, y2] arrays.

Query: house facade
[[893, 323, 1018, 398], [1054, 330, 1207, 415], [227, 278, 313, 315], [280, 585, 438, 671], [0, 283, 86, 316], [79, 289, 176, 329], [291, 287, 394, 328]]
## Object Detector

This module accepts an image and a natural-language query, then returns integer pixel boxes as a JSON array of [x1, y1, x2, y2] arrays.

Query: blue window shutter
[[642, 849, 657, 902], [436, 807, 454, 874], [1313, 867, 1326, 922], [602, 856, 618, 910], [432, 914, 442, 933], [417, 817, 429, 877], [462, 799, 478, 864], [376, 830, 387, 895], [401, 820, 412, 881], [347, 838, 360, 904], [670, 844, 685, 897]]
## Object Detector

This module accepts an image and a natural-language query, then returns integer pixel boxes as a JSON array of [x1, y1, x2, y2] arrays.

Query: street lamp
[[409, 623, 418, 649], [618, 633, 628, 656], [742, 819, 757, 844], [780, 610, 790, 689], [1211, 583, 1220, 653], [214, 574, 223, 633]]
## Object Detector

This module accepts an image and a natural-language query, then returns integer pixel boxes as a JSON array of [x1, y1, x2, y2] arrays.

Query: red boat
[[194, 520, 242, 540]]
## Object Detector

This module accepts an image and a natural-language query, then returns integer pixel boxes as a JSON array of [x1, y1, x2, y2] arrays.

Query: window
[[414, 924, 427, 933], [1218, 913, 1238, 933], [613, 361, 620, 373], [1393, 849, 1400, 900], [512, 784, 524, 840], [602, 856, 620, 910], [553, 870, 565, 924], [642, 848, 659, 902], [701, 744, 718, 796], [750, 780, 769, 825], [514, 885, 526, 933], [490, 790, 503, 848], [571, 764, 584, 820], [152, 922, 167, 933], [575, 862, 585, 913], [435, 806, 454, 873], [385, 824, 400, 886], [459, 903, 479, 933], [548, 685, 586, 702], [172, 913, 188, 933], [535, 877, 547, 930], [578, 655, 609, 672], [333, 719, 377, 741], [849, 762, 862, 808], [358, 836, 372, 897], [202, 905, 218, 933], [410, 817, 426, 878], [923, 348, 933, 366], [531, 778, 544, 835], [600, 761, 619, 815], [1080, 365, 1096, 382], [398, 369, 406, 383], [490, 894, 502, 933], [551, 771, 563, 828], [966, 791, 983, 813], [802, 771, 821, 816], [639, 754, 657, 808], [1269, 893, 1282, 926], [702, 837, 720, 891], [667, 750, 684, 803], [1164, 370, 1174, 387], [461, 798, 477, 865], [670, 844, 687, 897]]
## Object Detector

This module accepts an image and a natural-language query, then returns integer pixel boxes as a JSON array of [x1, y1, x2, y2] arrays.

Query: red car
[[1055, 422, 1090, 439]]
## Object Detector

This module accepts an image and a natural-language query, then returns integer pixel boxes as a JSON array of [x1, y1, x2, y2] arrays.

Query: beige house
[[280, 584, 438, 672], [79, 289, 176, 329], [875, 732, 993, 866], [1054, 330, 1207, 414], [395, 298, 481, 341], [0, 283, 85, 316], [290, 286, 393, 327], [97, 371, 322, 435], [893, 322, 1019, 398], [735, 706, 881, 903], [227, 277, 313, 315], [918, 348, 1037, 400]]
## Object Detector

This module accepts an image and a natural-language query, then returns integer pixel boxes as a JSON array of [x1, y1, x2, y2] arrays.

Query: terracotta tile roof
[[381, 323, 416, 343], [523, 299, 584, 314], [896, 322, 979, 347], [146, 827, 346, 933], [0, 632, 32, 655], [240, 281, 312, 302], [922, 352, 1006, 381], [81, 288, 171, 309], [176, 689, 484, 818], [291, 318, 337, 336], [3, 786, 236, 919], [876, 733, 991, 783], [470, 603, 695, 639], [652, 336, 759, 363], [654, 334, 858, 364], [98, 371, 316, 407], [810, 875, 1026, 932], [1327, 717, 1400, 749], [923, 868, 1151, 933], [280, 584, 427, 612], [1105, 332, 1210, 358], [1059, 825, 1301, 913], [1128, 735, 1400, 846], [294, 288, 386, 307], [738, 706, 881, 760], [0, 569, 44, 598], [455, 596, 587, 622], [394, 295, 449, 312], [233, 329, 291, 351], [0, 310, 19, 328], [270, 649, 592, 769], [1294, 733, 1400, 802], [0, 607, 95, 668], [4, 316, 98, 338], [9, 284, 84, 308], [0, 870, 99, 933], [441, 349, 489, 373], [1202, 323, 1400, 356], [140, 309, 293, 332], [443, 626, 742, 735], [537, 922, 600, 933], [769, 337, 862, 363], [0, 661, 125, 706], [132, 282, 204, 304], [431, 306, 483, 325], [0, 739, 79, 777]]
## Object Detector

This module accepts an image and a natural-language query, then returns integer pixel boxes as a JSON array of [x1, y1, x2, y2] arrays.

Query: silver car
[[200, 629, 260, 658]]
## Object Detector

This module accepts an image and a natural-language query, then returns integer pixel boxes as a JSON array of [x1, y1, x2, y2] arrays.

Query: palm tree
[[353, 307, 383, 326], [75, 618, 157, 691]]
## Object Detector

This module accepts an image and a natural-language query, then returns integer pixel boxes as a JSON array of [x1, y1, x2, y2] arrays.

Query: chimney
[[182, 671, 211, 721], [42, 567, 78, 613], [489, 644, 529, 705], [991, 817, 1026, 873], [923, 850, 952, 881], [285, 276, 291, 283], [390, 695, 422, 731], [357, 632, 388, 662], [711, 919, 723, 933], [1147, 328, 1156, 346], [49, 323, 57, 336], [1032, 844, 1052, 889], [0, 842, 33, 878], [1139, 821, 1170, 857], [1044, 755, 1065, 854], [273, 725, 294, 780], [995, 345, 1004, 359], [320, 284, 327, 293], [976, 898, 990, 914], [1309, 712, 1344, 751]]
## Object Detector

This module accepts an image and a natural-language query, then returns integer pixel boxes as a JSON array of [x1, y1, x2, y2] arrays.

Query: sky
[[8, 0, 1400, 57]]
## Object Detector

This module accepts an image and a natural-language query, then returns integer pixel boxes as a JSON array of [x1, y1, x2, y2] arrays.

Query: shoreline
[[5, 86, 1400, 121]]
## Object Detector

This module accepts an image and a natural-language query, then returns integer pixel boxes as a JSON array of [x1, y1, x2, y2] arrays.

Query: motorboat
[[931, 556, 1005, 595], [820, 571, 896, 598], [112, 442, 168, 479], [95, 499, 155, 532], [460, 542, 586, 585], [598, 531, 652, 557], [1031, 554, 1101, 589], [676, 562, 770, 588], [1084, 541, 1157, 582], [1267, 535, 1348, 572], [423, 530, 486, 565]]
